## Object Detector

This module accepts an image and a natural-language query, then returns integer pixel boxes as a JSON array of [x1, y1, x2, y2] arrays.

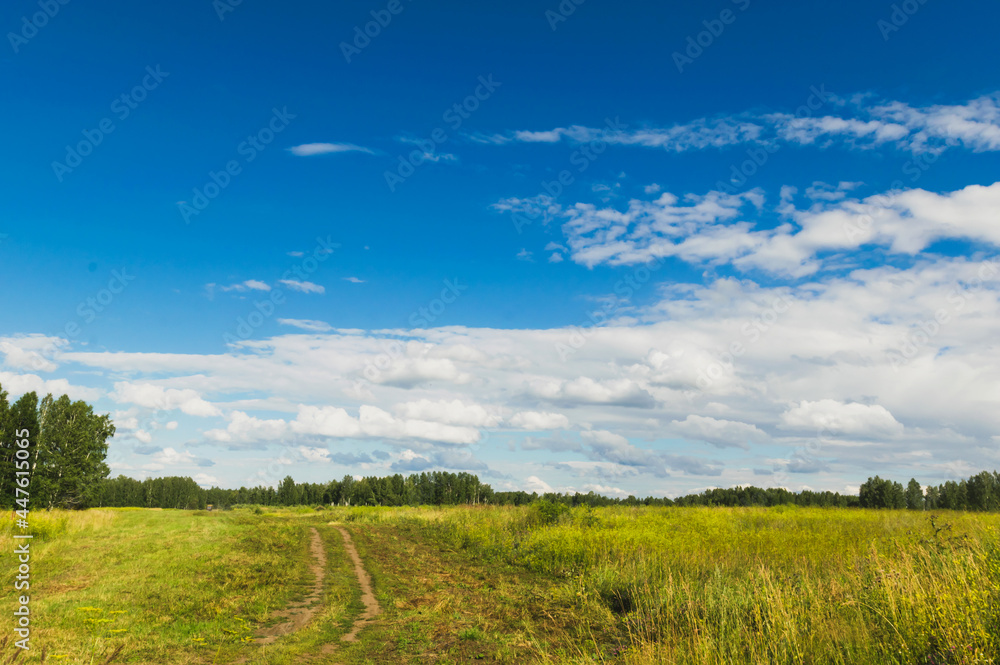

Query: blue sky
[[2, 0, 1000, 496]]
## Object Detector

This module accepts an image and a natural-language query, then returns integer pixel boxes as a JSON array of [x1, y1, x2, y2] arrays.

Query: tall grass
[[404, 505, 1000, 664]]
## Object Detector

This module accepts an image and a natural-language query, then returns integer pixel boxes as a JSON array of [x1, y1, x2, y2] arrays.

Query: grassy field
[[2, 505, 999, 664]]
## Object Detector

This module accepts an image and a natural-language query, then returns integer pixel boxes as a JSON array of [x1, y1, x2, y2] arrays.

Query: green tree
[[277, 475, 296, 506], [34, 394, 115, 509], [905, 478, 924, 510]]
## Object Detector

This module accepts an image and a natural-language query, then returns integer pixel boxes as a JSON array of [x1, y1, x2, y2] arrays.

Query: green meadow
[[2, 505, 999, 664]]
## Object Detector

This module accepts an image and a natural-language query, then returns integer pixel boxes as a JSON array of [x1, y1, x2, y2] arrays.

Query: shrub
[[530, 500, 570, 526]]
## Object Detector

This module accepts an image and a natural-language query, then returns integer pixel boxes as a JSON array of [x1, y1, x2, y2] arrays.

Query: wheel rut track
[[240, 524, 381, 662], [321, 525, 382, 654]]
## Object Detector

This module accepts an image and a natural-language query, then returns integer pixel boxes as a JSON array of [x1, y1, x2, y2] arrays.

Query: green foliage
[[530, 499, 570, 525], [860, 475, 907, 509], [0, 384, 114, 510], [906, 477, 925, 510]]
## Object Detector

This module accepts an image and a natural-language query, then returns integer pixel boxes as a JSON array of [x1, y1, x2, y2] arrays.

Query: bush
[[530, 500, 570, 526]]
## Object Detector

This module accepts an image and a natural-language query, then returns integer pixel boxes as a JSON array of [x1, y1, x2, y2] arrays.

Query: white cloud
[[288, 404, 480, 445], [290, 405, 361, 438], [298, 446, 331, 463], [395, 399, 501, 427], [528, 377, 655, 407], [111, 382, 221, 417], [779, 400, 904, 438], [205, 410, 288, 443], [288, 142, 375, 156], [50, 250, 1000, 491], [371, 357, 471, 388], [508, 411, 570, 430], [533, 181, 1000, 278], [496, 119, 763, 152], [279, 280, 325, 294], [357, 405, 479, 445], [521, 475, 555, 493], [0, 371, 101, 401], [220, 280, 271, 293], [579, 430, 674, 474], [193, 473, 219, 487], [278, 319, 333, 332], [671, 415, 767, 449], [0, 335, 64, 373], [151, 447, 205, 467], [343, 277, 366, 284], [487, 92, 1000, 155]]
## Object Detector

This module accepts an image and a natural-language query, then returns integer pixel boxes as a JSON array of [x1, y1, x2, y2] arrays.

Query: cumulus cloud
[[370, 357, 471, 388], [527, 377, 656, 408], [508, 411, 570, 430], [289, 404, 480, 445], [580, 430, 689, 476], [0, 371, 101, 401], [670, 414, 767, 449], [193, 473, 219, 487], [0, 335, 63, 373], [111, 382, 221, 417], [49, 247, 1000, 492], [391, 449, 434, 472], [150, 447, 214, 468], [395, 399, 501, 427], [205, 411, 288, 444], [297, 446, 331, 463], [526, 181, 1000, 278], [779, 400, 904, 438]]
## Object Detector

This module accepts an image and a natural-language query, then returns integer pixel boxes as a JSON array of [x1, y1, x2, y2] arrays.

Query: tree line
[[97, 471, 496, 509], [94, 470, 1000, 513], [858, 473, 1000, 511]]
